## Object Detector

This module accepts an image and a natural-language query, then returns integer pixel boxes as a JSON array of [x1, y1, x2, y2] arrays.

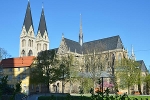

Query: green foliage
[[0, 76, 22, 100], [15, 81, 22, 93], [30, 50, 60, 92], [0, 75, 14, 95], [115, 58, 141, 94]]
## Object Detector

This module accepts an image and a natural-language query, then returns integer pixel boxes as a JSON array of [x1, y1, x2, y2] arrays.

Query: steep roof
[[23, 1, 34, 32], [136, 60, 148, 72], [0, 56, 35, 68], [64, 38, 82, 54], [37, 8, 47, 37], [82, 35, 124, 53]]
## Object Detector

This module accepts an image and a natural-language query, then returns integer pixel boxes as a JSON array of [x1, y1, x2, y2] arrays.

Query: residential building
[[0, 56, 35, 94]]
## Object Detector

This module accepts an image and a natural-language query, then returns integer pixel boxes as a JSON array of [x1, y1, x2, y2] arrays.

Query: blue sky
[[0, 0, 150, 68]]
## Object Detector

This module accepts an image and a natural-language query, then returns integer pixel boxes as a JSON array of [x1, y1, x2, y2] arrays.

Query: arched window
[[28, 50, 33, 56], [28, 39, 31, 47], [37, 43, 41, 51], [118, 53, 122, 63], [21, 50, 26, 56], [43, 43, 47, 50], [22, 39, 26, 47], [32, 40, 33, 47]]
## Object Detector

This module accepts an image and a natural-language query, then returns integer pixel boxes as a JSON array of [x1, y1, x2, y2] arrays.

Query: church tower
[[79, 14, 83, 46], [19, 1, 35, 57], [36, 5, 49, 55]]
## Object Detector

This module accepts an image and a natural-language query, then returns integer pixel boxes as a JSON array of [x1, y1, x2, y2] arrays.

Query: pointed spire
[[79, 14, 83, 46], [38, 5, 48, 37], [23, 1, 34, 32], [62, 33, 64, 39], [130, 45, 136, 60]]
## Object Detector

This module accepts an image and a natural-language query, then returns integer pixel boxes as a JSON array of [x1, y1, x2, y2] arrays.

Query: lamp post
[[100, 71, 113, 98]]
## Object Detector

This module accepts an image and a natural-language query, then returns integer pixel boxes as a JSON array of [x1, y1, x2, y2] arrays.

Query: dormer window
[[45, 36, 46, 40]]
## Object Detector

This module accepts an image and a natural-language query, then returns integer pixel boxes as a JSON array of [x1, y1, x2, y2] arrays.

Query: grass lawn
[[38, 94, 150, 100]]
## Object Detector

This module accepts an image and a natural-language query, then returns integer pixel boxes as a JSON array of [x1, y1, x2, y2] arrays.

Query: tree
[[30, 50, 60, 92], [144, 73, 150, 94], [0, 47, 11, 60], [83, 51, 106, 93], [115, 58, 140, 94], [0, 75, 22, 100], [58, 54, 76, 93]]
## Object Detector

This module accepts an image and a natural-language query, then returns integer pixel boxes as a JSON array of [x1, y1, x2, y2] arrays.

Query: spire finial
[[42, 2, 44, 9], [79, 13, 83, 46], [130, 45, 136, 60], [62, 33, 64, 38], [131, 45, 134, 56]]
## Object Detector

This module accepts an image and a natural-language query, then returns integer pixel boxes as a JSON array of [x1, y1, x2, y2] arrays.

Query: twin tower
[[19, 1, 84, 57], [19, 1, 49, 57]]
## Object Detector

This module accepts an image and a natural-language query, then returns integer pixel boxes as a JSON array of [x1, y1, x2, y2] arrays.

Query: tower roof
[[38, 7, 47, 37], [23, 1, 34, 32]]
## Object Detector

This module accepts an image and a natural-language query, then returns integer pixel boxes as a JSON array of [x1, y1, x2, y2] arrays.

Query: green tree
[[30, 50, 60, 92], [144, 73, 150, 94], [84, 51, 106, 93], [115, 58, 140, 94], [0, 76, 22, 100], [58, 54, 76, 93]]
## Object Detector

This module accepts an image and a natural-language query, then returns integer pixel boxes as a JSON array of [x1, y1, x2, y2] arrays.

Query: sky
[[0, 0, 150, 68]]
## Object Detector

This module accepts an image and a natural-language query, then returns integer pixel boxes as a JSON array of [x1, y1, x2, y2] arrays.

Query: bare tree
[[0, 48, 11, 60]]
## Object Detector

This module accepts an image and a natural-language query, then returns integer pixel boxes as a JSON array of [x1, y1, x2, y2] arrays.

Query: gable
[[57, 38, 68, 54]]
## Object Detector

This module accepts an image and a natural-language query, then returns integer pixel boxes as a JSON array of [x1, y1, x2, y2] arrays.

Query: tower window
[[22, 39, 26, 47], [28, 50, 33, 56], [43, 43, 47, 50], [21, 50, 26, 57]]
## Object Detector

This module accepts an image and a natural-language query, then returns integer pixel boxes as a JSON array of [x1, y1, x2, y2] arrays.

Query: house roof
[[136, 60, 148, 72], [82, 35, 124, 53], [23, 1, 34, 32], [64, 38, 82, 54], [37, 8, 47, 37], [59, 35, 124, 54], [0, 56, 35, 68]]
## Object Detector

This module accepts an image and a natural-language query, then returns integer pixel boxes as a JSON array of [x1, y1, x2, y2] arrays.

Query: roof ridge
[[83, 35, 119, 44]]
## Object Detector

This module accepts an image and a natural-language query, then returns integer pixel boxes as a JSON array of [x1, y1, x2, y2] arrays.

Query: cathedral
[[17, 1, 148, 94]]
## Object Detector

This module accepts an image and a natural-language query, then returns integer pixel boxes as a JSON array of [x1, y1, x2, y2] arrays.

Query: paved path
[[22, 93, 69, 100], [22, 94, 49, 100]]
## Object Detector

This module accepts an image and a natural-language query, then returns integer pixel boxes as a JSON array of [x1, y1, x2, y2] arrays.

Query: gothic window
[[28, 50, 33, 56], [37, 43, 41, 51], [21, 50, 26, 56], [43, 43, 47, 50], [118, 53, 122, 63], [22, 39, 26, 47], [32, 40, 33, 47], [28, 39, 31, 47]]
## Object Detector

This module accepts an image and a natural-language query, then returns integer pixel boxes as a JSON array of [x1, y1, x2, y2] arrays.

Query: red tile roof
[[0, 56, 35, 68]]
